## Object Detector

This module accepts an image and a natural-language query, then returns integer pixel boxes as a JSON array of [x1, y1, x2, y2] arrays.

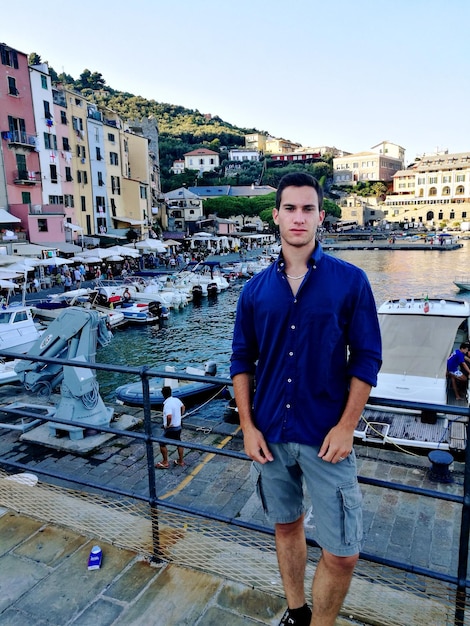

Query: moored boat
[[0, 304, 42, 355], [115, 361, 227, 409], [355, 297, 470, 452], [453, 276, 470, 292]]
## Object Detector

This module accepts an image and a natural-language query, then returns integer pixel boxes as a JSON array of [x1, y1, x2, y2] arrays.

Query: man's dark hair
[[162, 385, 172, 399], [275, 172, 324, 210]]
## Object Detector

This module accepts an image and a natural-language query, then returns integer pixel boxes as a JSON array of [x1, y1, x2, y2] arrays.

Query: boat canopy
[[379, 313, 466, 380]]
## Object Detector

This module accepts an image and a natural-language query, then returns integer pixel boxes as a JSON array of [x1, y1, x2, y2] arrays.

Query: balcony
[[13, 170, 40, 185], [1, 130, 37, 149]]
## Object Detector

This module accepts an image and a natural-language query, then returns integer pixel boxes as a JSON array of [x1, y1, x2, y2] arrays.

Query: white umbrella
[[0, 279, 19, 289], [106, 245, 141, 258], [78, 256, 102, 264], [81, 248, 114, 260], [129, 239, 167, 253], [36, 257, 69, 267], [0, 269, 22, 279], [106, 255, 124, 262]]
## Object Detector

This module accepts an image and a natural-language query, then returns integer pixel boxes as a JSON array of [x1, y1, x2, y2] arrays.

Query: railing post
[[140, 367, 161, 562], [455, 417, 470, 625]]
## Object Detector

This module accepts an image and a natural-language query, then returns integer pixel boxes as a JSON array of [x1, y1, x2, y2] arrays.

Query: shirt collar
[[276, 242, 324, 273]]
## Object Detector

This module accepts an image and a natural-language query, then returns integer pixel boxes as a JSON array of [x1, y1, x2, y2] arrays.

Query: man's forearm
[[232, 372, 255, 430]]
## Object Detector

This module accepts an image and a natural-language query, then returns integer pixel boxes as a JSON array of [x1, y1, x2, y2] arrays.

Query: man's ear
[[272, 207, 279, 225]]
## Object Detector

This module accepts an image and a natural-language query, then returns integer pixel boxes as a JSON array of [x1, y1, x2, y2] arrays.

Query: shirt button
[[288, 351, 294, 356], [287, 378, 292, 383], [291, 325, 295, 330], [286, 404, 291, 409]]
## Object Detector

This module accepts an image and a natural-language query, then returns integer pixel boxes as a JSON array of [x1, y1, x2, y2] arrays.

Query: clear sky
[[5, 0, 470, 164]]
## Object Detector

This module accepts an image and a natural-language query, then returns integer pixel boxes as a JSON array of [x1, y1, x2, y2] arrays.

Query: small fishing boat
[[115, 361, 228, 409]]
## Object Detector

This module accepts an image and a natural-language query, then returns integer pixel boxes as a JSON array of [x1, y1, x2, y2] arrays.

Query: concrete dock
[[0, 382, 467, 625]]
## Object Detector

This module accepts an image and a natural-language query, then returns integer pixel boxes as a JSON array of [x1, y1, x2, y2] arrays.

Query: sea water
[[97, 241, 470, 418]]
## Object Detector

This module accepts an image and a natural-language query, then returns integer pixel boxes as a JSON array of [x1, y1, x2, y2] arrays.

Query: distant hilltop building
[[183, 148, 220, 175], [383, 151, 470, 228], [333, 141, 405, 185]]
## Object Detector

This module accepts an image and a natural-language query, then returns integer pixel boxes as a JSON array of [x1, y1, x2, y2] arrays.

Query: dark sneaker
[[279, 604, 312, 626]]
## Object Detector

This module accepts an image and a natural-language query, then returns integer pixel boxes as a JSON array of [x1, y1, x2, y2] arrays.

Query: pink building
[[0, 43, 42, 218]]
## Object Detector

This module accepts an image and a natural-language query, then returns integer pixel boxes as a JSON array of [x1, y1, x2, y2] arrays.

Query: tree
[[28, 52, 41, 65]]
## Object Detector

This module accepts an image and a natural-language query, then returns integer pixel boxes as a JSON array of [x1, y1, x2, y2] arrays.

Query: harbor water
[[96, 241, 470, 415]]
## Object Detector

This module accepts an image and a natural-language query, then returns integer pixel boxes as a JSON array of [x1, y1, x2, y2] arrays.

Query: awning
[[0, 209, 21, 224], [64, 222, 83, 232], [114, 216, 147, 226]]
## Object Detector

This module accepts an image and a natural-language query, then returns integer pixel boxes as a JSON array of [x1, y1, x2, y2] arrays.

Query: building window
[[0, 45, 19, 68], [108, 133, 115, 142], [64, 194, 74, 208], [65, 167, 72, 182], [48, 195, 63, 205], [41, 75, 47, 89], [456, 174, 466, 182], [44, 100, 52, 119], [44, 133, 57, 150], [96, 147, 102, 161], [98, 171, 104, 186], [140, 185, 147, 199], [110, 152, 119, 165], [7, 76, 18, 96], [429, 187, 437, 196], [60, 110, 67, 125], [50, 164, 58, 183], [429, 176, 438, 184], [62, 137, 70, 151], [81, 196, 86, 212], [456, 186, 465, 195], [38, 219, 48, 232], [442, 186, 451, 195], [111, 176, 120, 194]]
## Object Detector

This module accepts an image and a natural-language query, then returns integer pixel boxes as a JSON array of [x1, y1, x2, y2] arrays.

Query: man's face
[[272, 185, 324, 249]]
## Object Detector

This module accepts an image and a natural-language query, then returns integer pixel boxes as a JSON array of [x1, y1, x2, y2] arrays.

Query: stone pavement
[[0, 383, 467, 624]]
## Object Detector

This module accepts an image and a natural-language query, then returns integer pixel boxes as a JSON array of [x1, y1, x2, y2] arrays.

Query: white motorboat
[[32, 289, 126, 330], [355, 297, 469, 452], [0, 304, 42, 356], [453, 276, 470, 292], [178, 261, 230, 298]]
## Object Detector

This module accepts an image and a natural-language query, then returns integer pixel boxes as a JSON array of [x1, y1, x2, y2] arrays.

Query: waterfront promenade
[[0, 381, 466, 625]]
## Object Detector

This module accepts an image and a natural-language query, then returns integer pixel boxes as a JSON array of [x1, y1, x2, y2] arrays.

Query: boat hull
[[115, 378, 225, 409]]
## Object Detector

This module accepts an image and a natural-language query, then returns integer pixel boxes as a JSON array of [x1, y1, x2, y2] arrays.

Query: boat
[[115, 361, 228, 409], [32, 289, 126, 329], [453, 276, 470, 291], [178, 262, 230, 299], [0, 304, 42, 355], [89, 284, 167, 324], [355, 297, 470, 452]]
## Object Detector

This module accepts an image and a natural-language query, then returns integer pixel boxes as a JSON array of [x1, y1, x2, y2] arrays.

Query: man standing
[[230, 172, 381, 626], [155, 386, 186, 469]]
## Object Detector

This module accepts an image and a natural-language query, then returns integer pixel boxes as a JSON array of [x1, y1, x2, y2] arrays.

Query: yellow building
[[265, 137, 301, 154], [244, 133, 267, 152], [383, 151, 470, 228], [64, 88, 93, 234]]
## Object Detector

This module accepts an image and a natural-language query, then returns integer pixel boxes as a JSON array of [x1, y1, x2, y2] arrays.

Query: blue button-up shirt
[[230, 244, 382, 446]]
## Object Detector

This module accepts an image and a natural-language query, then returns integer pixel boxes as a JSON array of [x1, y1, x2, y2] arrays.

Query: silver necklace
[[285, 271, 307, 280]]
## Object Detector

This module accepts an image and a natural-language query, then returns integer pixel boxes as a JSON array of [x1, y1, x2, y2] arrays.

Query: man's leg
[[159, 444, 168, 465], [311, 549, 358, 626], [275, 515, 308, 610]]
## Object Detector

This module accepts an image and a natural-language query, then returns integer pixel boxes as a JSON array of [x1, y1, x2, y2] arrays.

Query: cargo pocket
[[338, 483, 363, 545], [250, 462, 269, 515]]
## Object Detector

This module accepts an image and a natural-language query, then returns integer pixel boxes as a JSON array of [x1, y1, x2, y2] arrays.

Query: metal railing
[[0, 351, 469, 625]]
